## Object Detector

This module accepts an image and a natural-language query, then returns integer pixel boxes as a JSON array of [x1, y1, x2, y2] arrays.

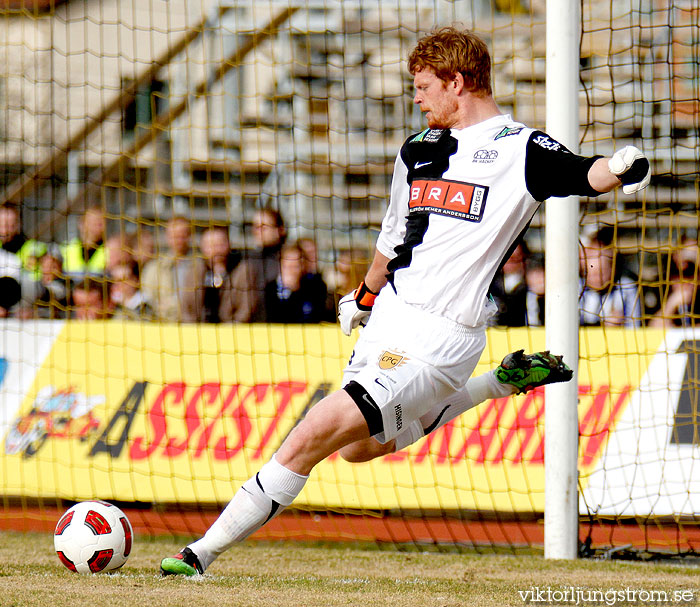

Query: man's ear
[[451, 72, 466, 95]]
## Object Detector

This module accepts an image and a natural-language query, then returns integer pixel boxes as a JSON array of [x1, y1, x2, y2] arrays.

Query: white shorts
[[342, 287, 486, 443]]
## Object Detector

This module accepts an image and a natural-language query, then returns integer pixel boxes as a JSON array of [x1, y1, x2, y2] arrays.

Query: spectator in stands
[[71, 279, 110, 320], [0, 248, 23, 318], [296, 237, 320, 277], [649, 237, 700, 328], [60, 204, 107, 280], [525, 254, 546, 326], [31, 245, 68, 319], [141, 216, 204, 322], [183, 226, 241, 323], [0, 203, 45, 280], [110, 262, 154, 320], [264, 242, 329, 323], [579, 227, 640, 327], [489, 241, 530, 326], [105, 233, 135, 276], [225, 208, 286, 322], [296, 236, 332, 320], [325, 247, 371, 317], [132, 228, 156, 273]]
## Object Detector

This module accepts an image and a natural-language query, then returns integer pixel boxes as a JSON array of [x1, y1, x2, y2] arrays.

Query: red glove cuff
[[355, 281, 378, 311]]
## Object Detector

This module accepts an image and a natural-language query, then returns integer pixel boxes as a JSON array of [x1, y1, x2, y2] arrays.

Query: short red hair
[[408, 26, 492, 96]]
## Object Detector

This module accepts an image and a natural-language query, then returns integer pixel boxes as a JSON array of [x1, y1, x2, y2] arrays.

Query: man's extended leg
[[340, 350, 573, 461], [161, 389, 370, 576]]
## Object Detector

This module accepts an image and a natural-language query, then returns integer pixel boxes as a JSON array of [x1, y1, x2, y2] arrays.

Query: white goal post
[[545, 0, 582, 559]]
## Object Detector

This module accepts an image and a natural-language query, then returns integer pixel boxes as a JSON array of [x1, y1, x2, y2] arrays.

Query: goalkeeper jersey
[[376, 113, 603, 327]]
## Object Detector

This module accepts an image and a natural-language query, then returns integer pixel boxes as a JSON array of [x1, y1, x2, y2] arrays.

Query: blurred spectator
[[650, 239, 700, 328], [264, 243, 329, 323], [0, 248, 22, 317], [671, 234, 699, 279], [71, 279, 110, 320], [649, 273, 700, 328], [296, 237, 319, 276], [140, 216, 204, 322], [579, 229, 640, 327], [105, 233, 135, 276], [183, 226, 241, 323], [295, 237, 330, 318], [31, 245, 68, 319], [0, 203, 46, 280], [110, 263, 154, 321], [524, 254, 545, 326], [132, 228, 156, 271], [225, 208, 286, 322], [489, 241, 530, 326], [61, 205, 107, 280], [325, 247, 371, 316]]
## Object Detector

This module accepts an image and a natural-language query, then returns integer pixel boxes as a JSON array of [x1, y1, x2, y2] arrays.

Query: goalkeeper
[[161, 26, 650, 576]]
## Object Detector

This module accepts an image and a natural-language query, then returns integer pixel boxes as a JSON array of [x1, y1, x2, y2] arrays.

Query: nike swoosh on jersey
[[414, 161, 432, 168]]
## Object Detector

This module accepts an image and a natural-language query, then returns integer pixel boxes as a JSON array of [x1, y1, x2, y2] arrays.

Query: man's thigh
[[342, 312, 485, 444]]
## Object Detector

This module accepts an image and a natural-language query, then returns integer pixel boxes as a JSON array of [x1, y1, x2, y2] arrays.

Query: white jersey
[[376, 114, 602, 327]]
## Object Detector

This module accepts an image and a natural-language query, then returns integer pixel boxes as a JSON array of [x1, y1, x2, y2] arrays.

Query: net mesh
[[0, 0, 699, 559]]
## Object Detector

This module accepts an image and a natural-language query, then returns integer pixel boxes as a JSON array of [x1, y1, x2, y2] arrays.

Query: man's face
[[80, 209, 105, 244], [0, 208, 20, 243], [73, 288, 106, 320], [166, 220, 191, 256], [280, 249, 304, 289], [413, 67, 459, 130], [251, 212, 284, 248], [109, 265, 138, 304], [200, 229, 230, 264], [581, 246, 613, 290]]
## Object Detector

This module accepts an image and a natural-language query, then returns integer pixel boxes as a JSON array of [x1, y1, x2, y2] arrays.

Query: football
[[54, 501, 133, 573]]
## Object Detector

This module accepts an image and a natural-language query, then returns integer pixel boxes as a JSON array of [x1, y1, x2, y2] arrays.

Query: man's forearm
[[363, 250, 392, 293], [587, 157, 621, 193]]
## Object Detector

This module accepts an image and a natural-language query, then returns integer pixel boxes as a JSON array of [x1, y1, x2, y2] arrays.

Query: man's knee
[[339, 437, 395, 463]]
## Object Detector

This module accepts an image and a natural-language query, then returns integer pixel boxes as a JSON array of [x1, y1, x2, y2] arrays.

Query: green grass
[[0, 531, 698, 607]]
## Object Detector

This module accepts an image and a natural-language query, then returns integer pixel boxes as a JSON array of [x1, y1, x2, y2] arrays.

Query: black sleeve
[[524, 131, 604, 202]]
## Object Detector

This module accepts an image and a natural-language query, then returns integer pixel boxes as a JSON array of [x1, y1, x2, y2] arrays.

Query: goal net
[[0, 0, 698, 558]]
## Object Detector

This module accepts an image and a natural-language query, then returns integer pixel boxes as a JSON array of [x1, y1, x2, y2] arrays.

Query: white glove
[[608, 145, 651, 195], [338, 281, 378, 336]]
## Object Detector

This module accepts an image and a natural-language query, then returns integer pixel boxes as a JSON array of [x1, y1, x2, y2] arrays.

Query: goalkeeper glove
[[338, 281, 378, 336], [608, 145, 651, 194]]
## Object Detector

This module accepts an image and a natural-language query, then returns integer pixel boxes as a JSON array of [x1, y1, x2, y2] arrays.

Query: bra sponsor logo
[[408, 178, 489, 222]]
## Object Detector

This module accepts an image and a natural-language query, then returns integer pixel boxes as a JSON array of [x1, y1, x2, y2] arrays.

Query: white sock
[[394, 371, 516, 451], [188, 455, 308, 571]]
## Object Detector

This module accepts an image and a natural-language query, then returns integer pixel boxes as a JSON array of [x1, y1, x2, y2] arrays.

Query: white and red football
[[54, 501, 133, 573]]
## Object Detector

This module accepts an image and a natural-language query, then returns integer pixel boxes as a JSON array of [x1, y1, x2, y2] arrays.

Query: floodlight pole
[[544, 0, 581, 559]]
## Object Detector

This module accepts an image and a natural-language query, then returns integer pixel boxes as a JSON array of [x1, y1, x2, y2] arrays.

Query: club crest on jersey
[[411, 128, 444, 143], [494, 126, 523, 140], [408, 178, 489, 222], [379, 351, 408, 370], [473, 149, 498, 163]]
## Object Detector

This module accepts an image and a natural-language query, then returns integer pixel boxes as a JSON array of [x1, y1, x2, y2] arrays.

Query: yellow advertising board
[[0, 322, 663, 513]]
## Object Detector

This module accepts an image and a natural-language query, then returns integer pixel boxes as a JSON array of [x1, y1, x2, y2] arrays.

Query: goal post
[[544, 0, 581, 560]]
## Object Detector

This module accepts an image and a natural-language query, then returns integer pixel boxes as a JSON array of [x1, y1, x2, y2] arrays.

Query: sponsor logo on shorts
[[394, 403, 403, 430], [378, 351, 407, 370]]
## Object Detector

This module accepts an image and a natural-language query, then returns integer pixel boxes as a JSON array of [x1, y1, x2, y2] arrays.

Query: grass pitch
[[0, 531, 698, 607]]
